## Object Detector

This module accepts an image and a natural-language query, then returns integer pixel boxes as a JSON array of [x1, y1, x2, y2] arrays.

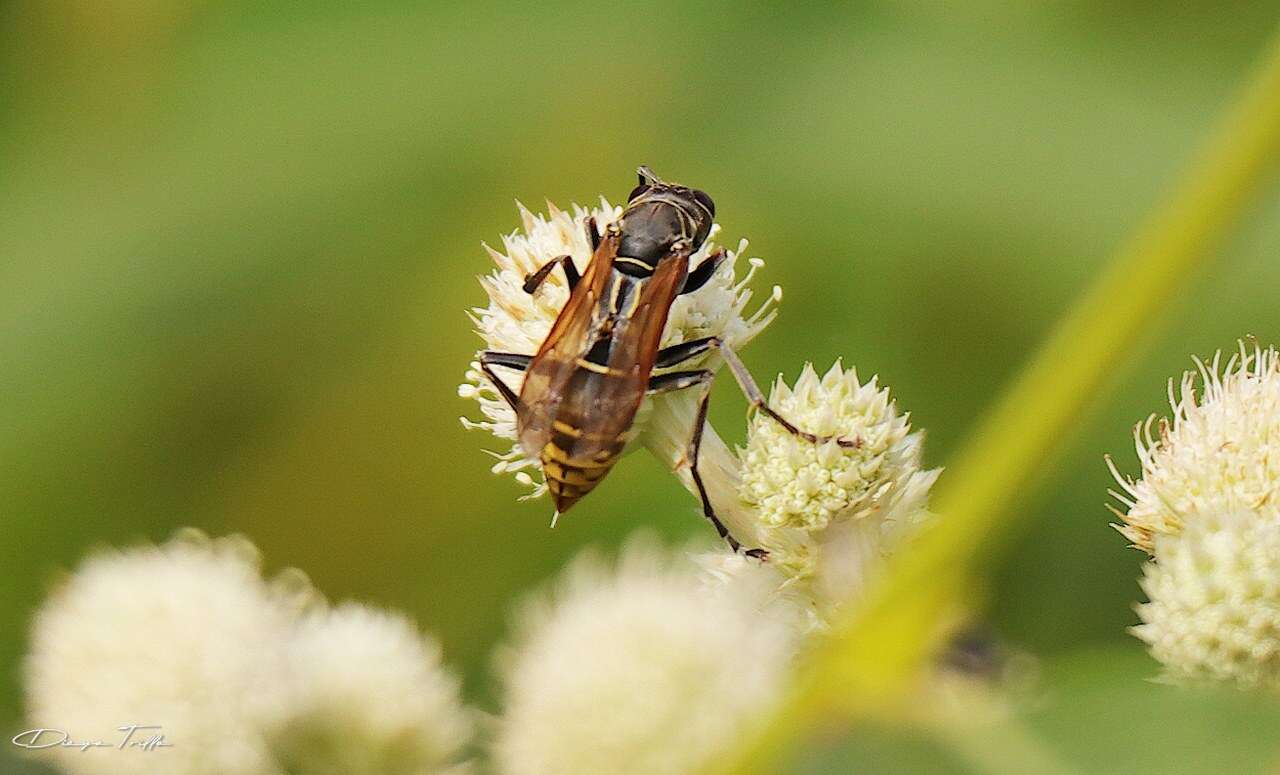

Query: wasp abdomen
[[541, 438, 620, 513]]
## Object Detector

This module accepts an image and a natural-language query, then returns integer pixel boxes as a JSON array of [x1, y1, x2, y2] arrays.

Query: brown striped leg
[[478, 351, 531, 411]]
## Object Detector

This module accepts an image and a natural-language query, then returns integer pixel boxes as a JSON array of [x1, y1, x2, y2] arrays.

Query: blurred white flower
[[24, 530, 300, 775], [269, 603, 474, 775], [492, 537, 795, 775], [459, 199, 778, 497], [1110, 343, 1280, 687], [735, 361, 939, 614]]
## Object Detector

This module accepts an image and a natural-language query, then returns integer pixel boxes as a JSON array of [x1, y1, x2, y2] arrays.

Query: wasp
[[478, 167, 855, 556]]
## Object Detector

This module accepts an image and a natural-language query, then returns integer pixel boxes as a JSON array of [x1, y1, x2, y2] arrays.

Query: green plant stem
[[713, 26, 1280, 775], [929, 701, 1079, 775]]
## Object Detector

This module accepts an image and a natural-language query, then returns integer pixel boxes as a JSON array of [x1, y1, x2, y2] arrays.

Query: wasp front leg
[[679, 248, 725, 295], [478, 351, 531, 411], [647, 369, 767, 559], [522, 255, 580, 295]]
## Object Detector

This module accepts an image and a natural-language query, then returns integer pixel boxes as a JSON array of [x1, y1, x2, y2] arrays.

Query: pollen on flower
[[460, 198, 779, 497]]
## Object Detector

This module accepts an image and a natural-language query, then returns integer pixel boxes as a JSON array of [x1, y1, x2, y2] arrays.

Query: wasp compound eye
[[628, 184, 650, 202], [692, 189, 716, 218]]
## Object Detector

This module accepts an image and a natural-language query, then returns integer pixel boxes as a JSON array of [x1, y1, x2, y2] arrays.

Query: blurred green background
[[4, 1, 1280, 772]]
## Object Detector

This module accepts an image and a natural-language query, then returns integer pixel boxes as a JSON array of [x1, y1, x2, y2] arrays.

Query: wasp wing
[[540, 251, 690, 459], [516, 231, 618, 453]]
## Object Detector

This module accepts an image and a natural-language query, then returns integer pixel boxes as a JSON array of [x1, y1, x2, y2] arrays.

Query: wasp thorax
[[618, 179, 716, 270]]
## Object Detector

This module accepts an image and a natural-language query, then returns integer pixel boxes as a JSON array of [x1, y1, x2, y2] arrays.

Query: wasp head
[[616, 166, 716, 271]]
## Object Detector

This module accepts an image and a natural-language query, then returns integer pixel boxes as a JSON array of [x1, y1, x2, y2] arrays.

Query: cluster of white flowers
[[448, 196, 950, 771], [24, 531, 474, 775], [1111, 343, 1280, 688], [460, 199, 939, 623]]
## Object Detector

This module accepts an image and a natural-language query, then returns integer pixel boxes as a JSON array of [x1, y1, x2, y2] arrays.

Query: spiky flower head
[[1110, 344, 1280, 552], [459, 199, 779, 497], [737, 361, 939, 601], [492, 537, 795, 775], [24, 530, 304, 775], [269, 603, 474, 775], [1111, 343, 1280, 688]]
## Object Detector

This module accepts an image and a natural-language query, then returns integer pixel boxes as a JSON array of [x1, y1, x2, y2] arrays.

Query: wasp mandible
[[478, 167, 856, 556]]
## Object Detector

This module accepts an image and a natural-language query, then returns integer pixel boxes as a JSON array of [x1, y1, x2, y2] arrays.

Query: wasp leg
[[655, 336, 719, 369], [659, 338, 861, 448], [680, 248, 725, 295], [523, 255, 580, 294], [480, 351, 531, 371], [585, 216, 601, 252], [647, 369, 768, 559], [646, 369, 711, 395], [717, 339, 861, 448], [478, 351, 531, 411]]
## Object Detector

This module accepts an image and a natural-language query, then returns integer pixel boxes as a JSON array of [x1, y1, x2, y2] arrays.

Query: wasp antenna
[[636, 165, 665, 186], [550, 510, 561, 529]]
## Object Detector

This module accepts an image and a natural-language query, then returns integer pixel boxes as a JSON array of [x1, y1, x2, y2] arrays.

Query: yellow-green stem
[[714, 26, 1280, 775]]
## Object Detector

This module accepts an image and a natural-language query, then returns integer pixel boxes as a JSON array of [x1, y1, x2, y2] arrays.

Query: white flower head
[[1111, 343, 1280, 687], [23, 530, 305, 775], [269, 603, 474, 775], [737, 361, 939, 597], [1135, 508, 1280, 688], [1110, 343, 1280, 552], [492, 536, 795, 775], [459, 199, 779, 497], [742, 360, 922, 531]]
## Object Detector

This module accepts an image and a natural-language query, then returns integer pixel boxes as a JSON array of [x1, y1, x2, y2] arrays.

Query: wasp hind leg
[[478, 351, 531, 411], [655, 337, 861, 448], [523, 254, 580, 294], [647, 369, 768, 560]]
